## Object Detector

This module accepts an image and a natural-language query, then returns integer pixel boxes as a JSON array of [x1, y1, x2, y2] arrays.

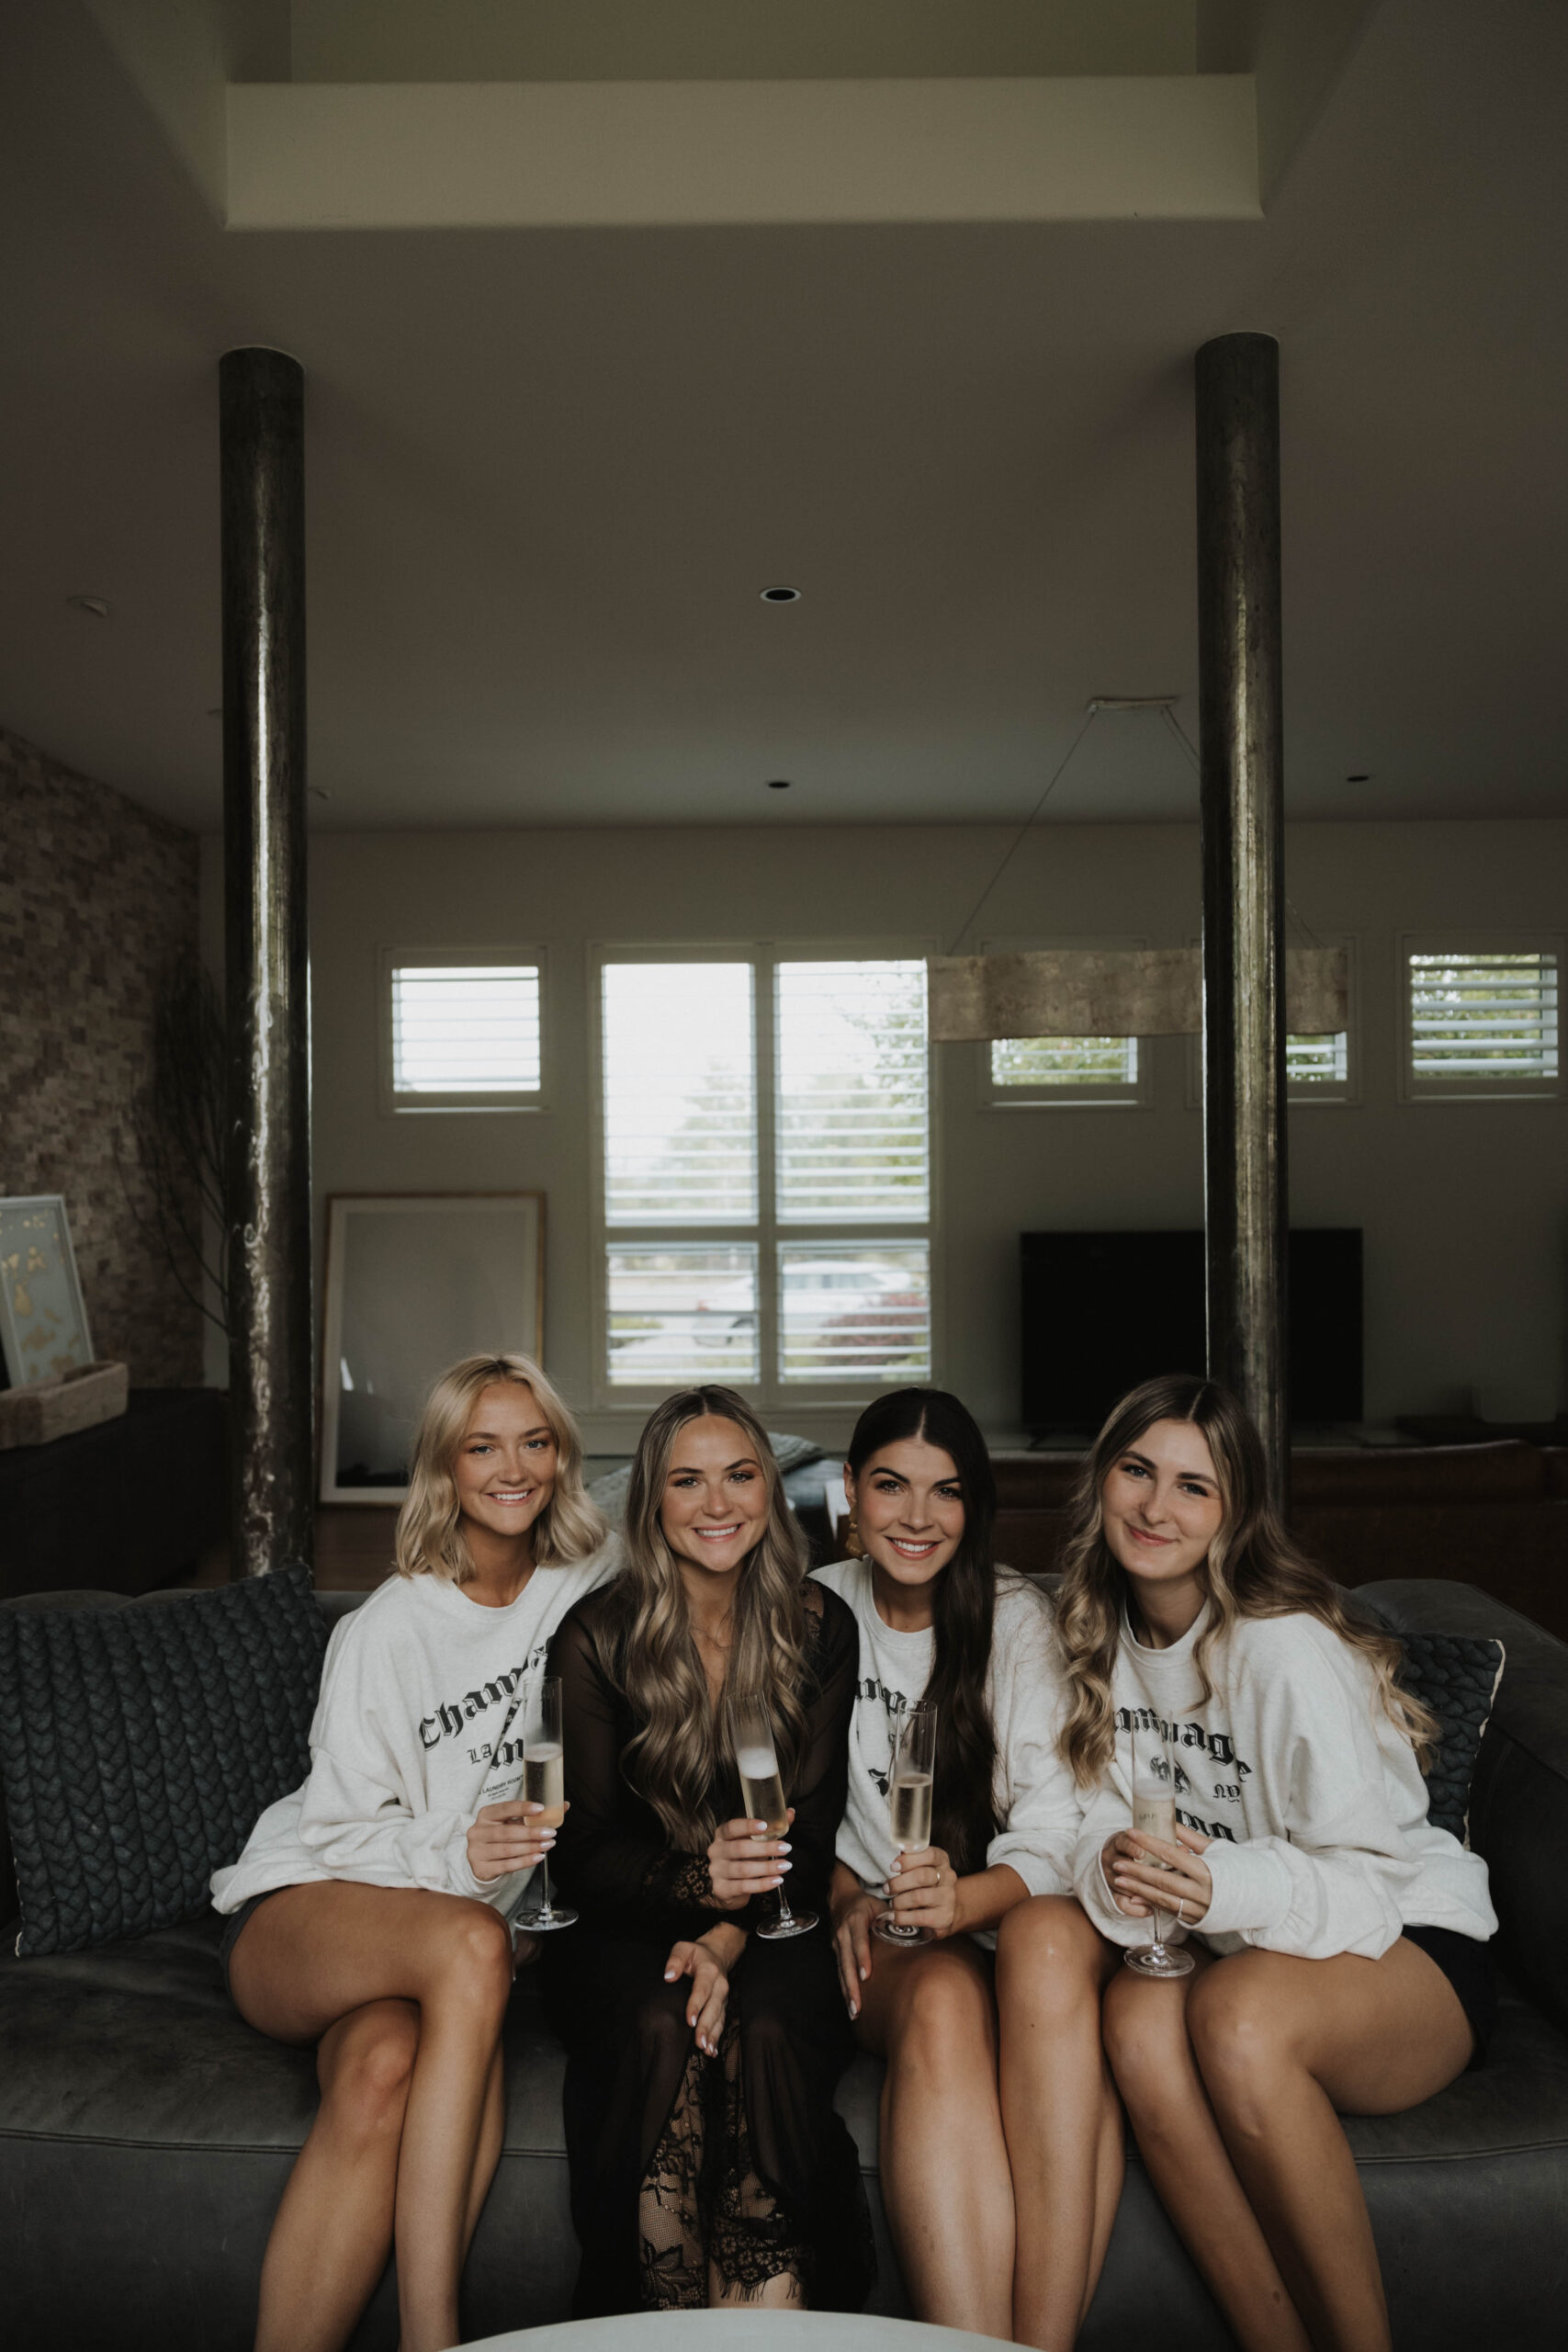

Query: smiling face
[[660, 1414, 772, 1580], [1100, 1417, 1224, 1618], [452, 1382, 559, 1554], [850, 1436, 965, 1607]]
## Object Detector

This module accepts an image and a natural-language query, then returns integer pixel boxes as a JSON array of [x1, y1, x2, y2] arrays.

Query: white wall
[[200, 816, 1568, 1449]]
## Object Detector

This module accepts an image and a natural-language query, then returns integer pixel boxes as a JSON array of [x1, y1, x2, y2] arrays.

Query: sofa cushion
[[1394, 1633, 1506, 1843], [0, 1566, 324, 1956]]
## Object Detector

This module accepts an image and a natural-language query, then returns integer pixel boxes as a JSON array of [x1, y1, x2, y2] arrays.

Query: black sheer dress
[[540, 1581, 873, 2317]]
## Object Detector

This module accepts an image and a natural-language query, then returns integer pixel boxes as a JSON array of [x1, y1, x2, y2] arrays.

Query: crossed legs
[[230, 1880, 516, 2352], [1103, 1937, 1474, 2352]]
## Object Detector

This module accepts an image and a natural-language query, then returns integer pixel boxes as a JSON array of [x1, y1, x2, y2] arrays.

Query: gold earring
[[844, 1508, 864, 1559]]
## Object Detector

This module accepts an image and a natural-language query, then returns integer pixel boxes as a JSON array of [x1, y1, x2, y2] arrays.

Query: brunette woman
[[543, 1385, 871, 2316], [211, 1352, 617, 2352], [1058, 1374, 1496, 2352], [819, 1387, 1121, 2350]]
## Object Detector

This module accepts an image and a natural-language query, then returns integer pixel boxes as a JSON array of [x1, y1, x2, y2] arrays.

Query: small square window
[[980, 935, 1152, 1107], [1402, 943, 1562, 1100], [383, 948, 545, 1111], [604, 1244, 760, 1386]]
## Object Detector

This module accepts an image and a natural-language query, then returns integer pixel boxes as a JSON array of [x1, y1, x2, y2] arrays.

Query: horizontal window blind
[[1286, 1030, 1348, 1087], [391, 966, 541, 1093], [605, 1246, 759, 1386], [603, 964, 758, 1224], [775, 960, 929, 1220], [1408, 952, 1560, 1081], [778, 1243, 931, 1383], [991, 1035, 1138, 1090]]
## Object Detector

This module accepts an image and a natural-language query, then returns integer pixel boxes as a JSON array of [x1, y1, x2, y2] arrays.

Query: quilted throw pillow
[[1395, 1632, 1506, 1845], [0, 1566, 326, 1956]]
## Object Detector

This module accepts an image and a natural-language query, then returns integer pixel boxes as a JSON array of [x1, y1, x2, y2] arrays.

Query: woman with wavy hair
[[819, 1387, 1116, 2348], [1055, 1374, 1495, 2352], [212, 1352, 617, 2352], [543, 1385, 870, 2316]]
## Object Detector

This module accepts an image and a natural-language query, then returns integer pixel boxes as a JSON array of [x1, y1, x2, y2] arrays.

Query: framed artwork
[[0, 1195, 95, 1389], [320, 1193, 545, 1505]]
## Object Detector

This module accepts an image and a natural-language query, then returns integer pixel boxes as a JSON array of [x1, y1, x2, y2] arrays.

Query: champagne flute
[[873, 1699, 937, 1948], [510, 1675, 576, 1933], [728, 1693, 817, 1940], [1122, 1732, 1192, 1978]]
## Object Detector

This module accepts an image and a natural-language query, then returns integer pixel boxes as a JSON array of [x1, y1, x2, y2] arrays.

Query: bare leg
[[995, 1896, 1124, 2351], [462, 2044, 507, 2256], [231, 1882, 515, 2352], [254, 1999, 420, 2352], [854, 1937, 1014, 2338], [1187, 1940, 1474, 2352], [1102, 1951, 1313, 2352]]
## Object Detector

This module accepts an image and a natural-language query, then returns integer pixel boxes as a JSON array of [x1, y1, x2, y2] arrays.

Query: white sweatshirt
[[1072, 1604, 1497, 1962], [212, 1541, 621, 1918], [812, 1560, 1081, 1945]]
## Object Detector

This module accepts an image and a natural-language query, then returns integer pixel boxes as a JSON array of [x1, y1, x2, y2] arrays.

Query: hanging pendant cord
[[945, 707, 1100, 955]]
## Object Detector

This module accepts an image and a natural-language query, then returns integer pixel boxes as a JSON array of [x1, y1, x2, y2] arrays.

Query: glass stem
[[538, 1851, 554, 1924]]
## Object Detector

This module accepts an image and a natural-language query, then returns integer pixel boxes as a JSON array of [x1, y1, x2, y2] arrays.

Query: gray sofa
[[2, 1578, 1566, 2350]]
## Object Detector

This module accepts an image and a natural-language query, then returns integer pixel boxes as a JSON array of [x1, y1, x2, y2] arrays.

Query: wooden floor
[[186, 1506, 400, 1592]]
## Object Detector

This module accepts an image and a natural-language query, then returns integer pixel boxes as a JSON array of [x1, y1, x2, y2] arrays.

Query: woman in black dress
[[544, 1385, 871, 2315]]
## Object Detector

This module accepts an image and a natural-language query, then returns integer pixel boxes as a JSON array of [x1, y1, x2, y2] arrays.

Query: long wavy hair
[[393, 1352, 605, 1585], [600, 1386, 810, 1850], [1055, 1373, 1438, 1787], [846, 1387, 1001, 1876]]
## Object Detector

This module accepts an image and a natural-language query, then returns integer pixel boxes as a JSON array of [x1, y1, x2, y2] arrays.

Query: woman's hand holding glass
[[663, 1931, 734, 2057], [886, 1843, 962, 1940], [706, 1807, 795, 1910], [467, 1796, 561, 1885], [1103, 1825, 1214, 1926]]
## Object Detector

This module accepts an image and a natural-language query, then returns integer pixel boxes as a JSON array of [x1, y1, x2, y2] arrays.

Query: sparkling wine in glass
[[511, 1675, 577, 1933], [728, 1693, 817, 1940], [873, 1699, 937, 1948], [1122, 1734, 1192, 1978]]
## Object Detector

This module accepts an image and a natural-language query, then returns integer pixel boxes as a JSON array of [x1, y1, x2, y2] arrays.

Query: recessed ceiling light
[[761, 585, 800, 603], [66, 594, 110, 618], [1347, 772, 1371, 782], [767, 779, 791, 791]]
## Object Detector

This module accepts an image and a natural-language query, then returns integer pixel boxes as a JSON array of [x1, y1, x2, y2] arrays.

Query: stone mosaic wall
[[0, 724, 205, 1385]]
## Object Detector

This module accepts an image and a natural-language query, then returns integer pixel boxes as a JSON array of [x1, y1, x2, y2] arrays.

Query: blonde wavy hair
[[394, 1351, 606, 1586], [595, 1385, 811, 1850], [1055, 1374, 1438, 1788]]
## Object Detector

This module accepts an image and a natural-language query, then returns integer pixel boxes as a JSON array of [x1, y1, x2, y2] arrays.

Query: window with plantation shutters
[[1403, 944, 1562, 1100], [385, 954, 545, 1109], [595, 946, 934, 1399]]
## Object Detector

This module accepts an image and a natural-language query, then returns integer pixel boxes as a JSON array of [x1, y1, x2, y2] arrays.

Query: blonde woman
[[211, 1353, 617, 2352], [1053, 1374, 1495, 2352], [543, 1385, 872, 2317]]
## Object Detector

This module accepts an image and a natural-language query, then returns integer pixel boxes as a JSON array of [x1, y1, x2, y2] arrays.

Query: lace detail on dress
[[639, 1849, 714, 1915], [638, 2018, 808, 2310]]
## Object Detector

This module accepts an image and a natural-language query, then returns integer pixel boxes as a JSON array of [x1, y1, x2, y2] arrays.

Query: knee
[[434, 1902, 515, 2018], [633, 1981, 696, 2073], [997, 1895, 1103, 2025], [1100, 1982, 1179, 2118], [324, 2010, 419, 2145], [888, 1955, 997, 2076], [1187, 1966, 1299, 2134]]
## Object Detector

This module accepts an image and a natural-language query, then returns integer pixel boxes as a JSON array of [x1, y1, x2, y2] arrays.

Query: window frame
[[1397, 931, 1563, 1103], [977, 933, 1154, 1111], [378, 942, 549, 1115], [1183, 932, 1360, 1107], [588, 936, 941, 1412]]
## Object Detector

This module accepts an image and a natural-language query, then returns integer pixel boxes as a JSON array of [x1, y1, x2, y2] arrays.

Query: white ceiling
[[1, 1, 1564, 835]]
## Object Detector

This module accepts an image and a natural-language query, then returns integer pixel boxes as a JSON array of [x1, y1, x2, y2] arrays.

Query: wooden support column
[[1196, 332, 1290, 1504], [220, 347, 314, 1577]]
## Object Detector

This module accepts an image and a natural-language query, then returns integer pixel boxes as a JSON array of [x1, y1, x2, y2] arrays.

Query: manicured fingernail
[[777, 1843, 791, 1854], [665, 1969, 678, 1980], [777, 1860, 791, 1872], [849, 2002, 859, 2018], [860, 1965, 868, 1981]]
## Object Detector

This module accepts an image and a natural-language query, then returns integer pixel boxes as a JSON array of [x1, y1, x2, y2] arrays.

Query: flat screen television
[[1020, 1228, 1363, 1434]]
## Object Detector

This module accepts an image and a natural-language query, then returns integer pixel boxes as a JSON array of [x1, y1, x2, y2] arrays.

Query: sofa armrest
[[1357, 1578, 1568, 2031]]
